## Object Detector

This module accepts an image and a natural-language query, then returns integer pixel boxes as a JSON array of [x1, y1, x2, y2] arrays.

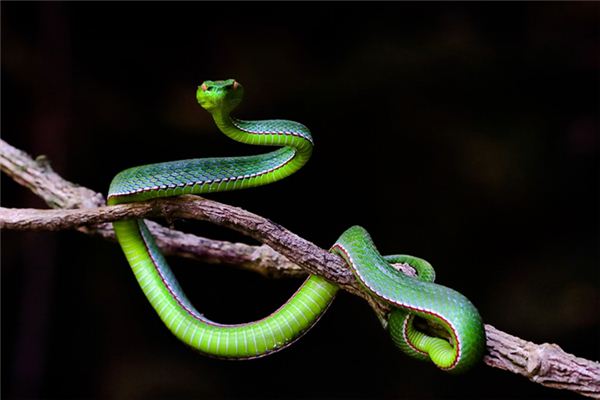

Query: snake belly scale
[[108, 79, 485, 371]]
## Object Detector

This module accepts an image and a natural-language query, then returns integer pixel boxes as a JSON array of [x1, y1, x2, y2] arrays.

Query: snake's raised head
[[196, 79, 244, 114]]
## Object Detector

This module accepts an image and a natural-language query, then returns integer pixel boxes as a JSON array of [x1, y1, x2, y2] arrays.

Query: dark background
[[2, 2, 598, 399]]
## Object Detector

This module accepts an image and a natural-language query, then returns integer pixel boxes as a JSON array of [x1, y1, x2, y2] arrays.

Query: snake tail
[[331, 226, 486, 373], [383, 255, 436, 362]]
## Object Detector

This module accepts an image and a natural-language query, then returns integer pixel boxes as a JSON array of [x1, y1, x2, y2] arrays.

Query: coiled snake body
[[108, 79, 485, 373]]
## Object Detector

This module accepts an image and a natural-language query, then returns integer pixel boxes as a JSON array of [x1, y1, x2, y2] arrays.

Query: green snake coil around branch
[[107, 79, 485, 373]]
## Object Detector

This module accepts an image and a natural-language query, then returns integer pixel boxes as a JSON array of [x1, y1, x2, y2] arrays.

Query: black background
[[2, 2, 598, 399]]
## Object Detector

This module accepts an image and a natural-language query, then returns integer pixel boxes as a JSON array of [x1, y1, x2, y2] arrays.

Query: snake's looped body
[[108, 79, 485, 371]]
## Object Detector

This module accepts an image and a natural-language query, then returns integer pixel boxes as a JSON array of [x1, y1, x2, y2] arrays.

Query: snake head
[[196, 79, 244, 114]]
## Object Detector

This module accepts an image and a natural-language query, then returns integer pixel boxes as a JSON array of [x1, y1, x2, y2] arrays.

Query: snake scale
[[108, 79, 485, 373]]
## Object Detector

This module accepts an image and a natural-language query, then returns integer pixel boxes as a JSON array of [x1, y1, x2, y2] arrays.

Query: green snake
[[107, 79, 485, 373]]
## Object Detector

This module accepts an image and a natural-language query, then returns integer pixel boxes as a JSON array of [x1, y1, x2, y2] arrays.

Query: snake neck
[[212, 110, 312, 148], [211, 109, 314, 177]]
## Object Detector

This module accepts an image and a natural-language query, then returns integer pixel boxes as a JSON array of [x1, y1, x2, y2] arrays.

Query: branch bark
[[2, 138, 599, 398]]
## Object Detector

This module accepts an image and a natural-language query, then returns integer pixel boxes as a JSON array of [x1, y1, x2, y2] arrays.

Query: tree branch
[[2, 138, 599, 398], [0, 139, 305, 279]]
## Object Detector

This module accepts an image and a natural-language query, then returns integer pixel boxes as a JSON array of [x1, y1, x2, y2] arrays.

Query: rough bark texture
[[484, 326, 600, 398], [2, 138, 599, 398]]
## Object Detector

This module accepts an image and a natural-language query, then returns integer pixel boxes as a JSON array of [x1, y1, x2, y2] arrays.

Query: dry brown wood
[[2, 138, 599, 398]]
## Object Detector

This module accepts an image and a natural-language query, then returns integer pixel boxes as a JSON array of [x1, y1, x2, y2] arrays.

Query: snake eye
[[201, 83, 208, 91], [232, 80, 239, 90]]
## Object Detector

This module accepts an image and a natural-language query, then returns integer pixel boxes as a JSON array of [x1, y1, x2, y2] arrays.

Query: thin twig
[[2, 138, 599, 398]]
